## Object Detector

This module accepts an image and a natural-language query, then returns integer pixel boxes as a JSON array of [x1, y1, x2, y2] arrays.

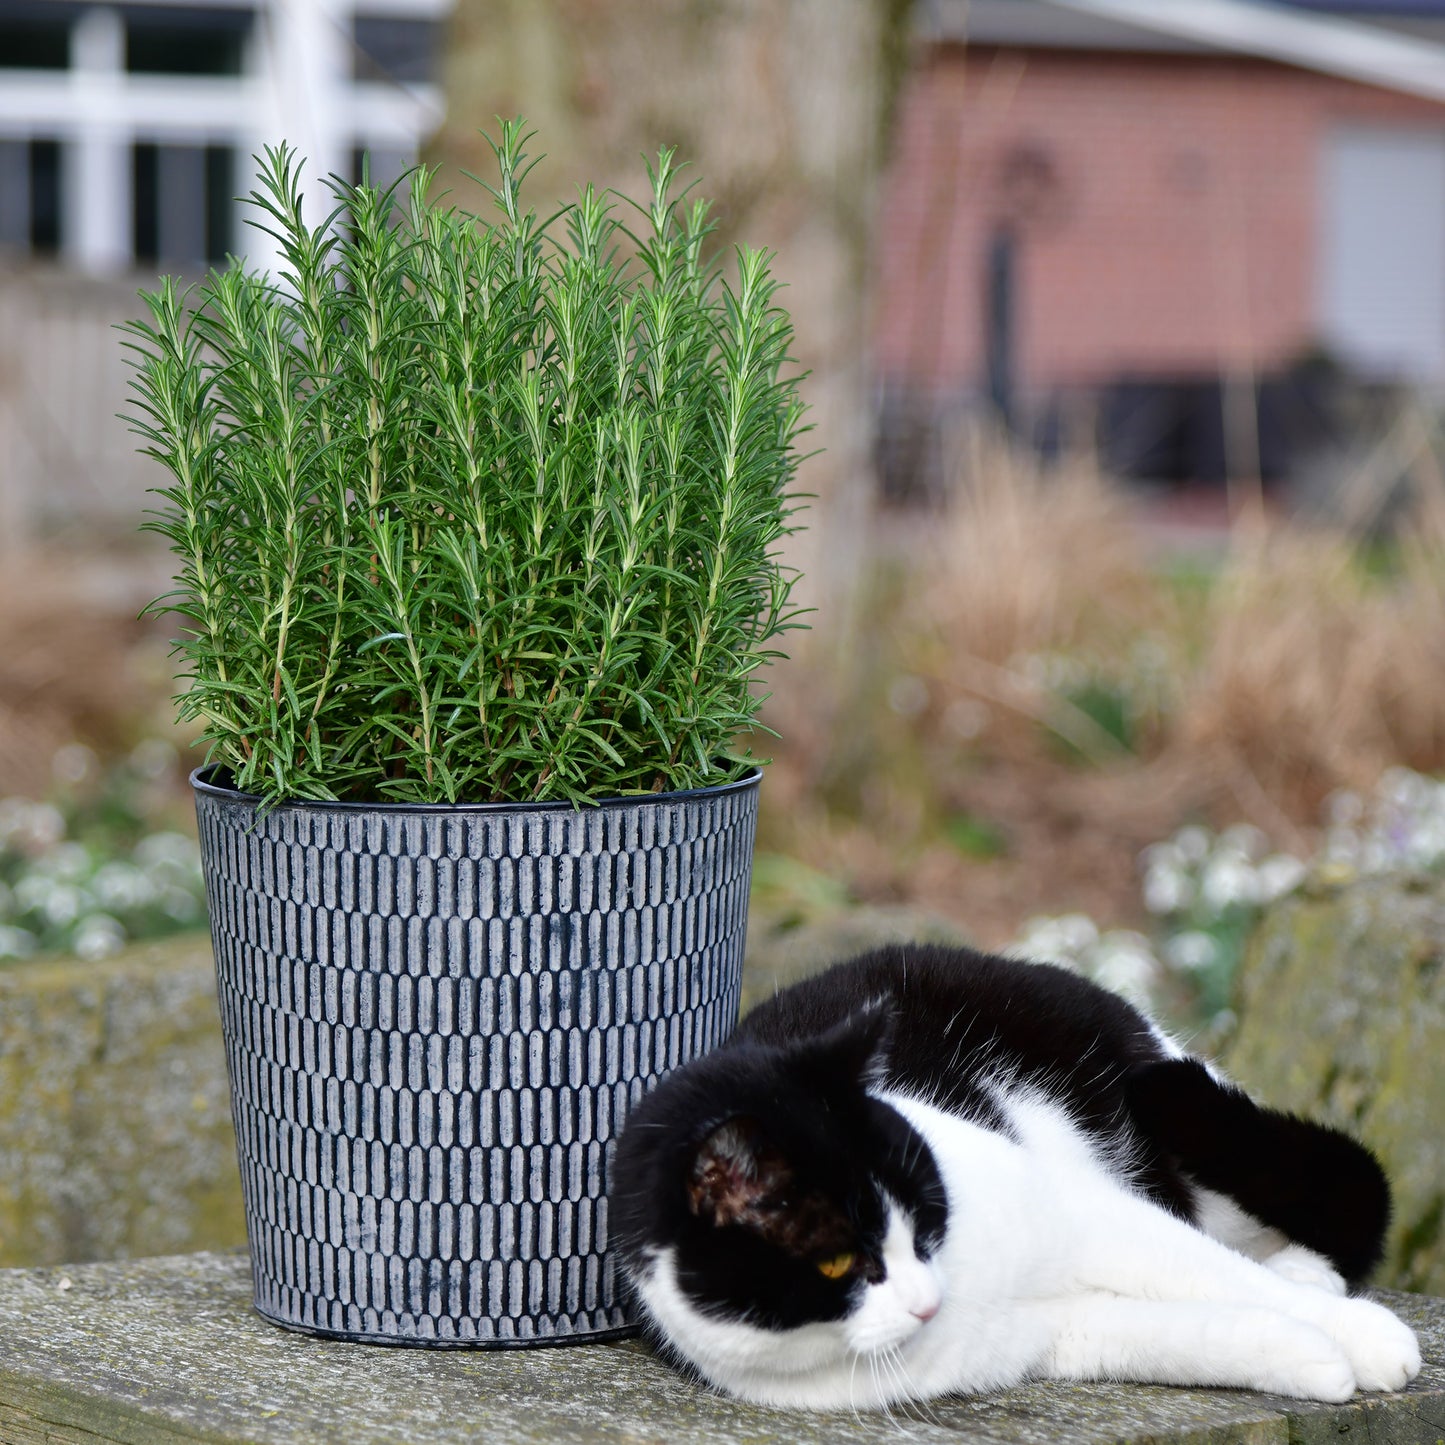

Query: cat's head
[[610, 1004, 948, 1394]]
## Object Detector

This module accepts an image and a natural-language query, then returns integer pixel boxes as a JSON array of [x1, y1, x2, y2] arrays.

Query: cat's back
[[733, 943, 1174, 1135]]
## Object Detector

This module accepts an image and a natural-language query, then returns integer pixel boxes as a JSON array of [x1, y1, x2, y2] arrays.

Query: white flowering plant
[[1011, 766, 1445, 1032], [1011, 823, 1305, 1029], [1318, 767, 1445, 878], [0, 744, 207, 964], [1136, 822, 1307, 1023], [1009, 913, 1163, 1009]]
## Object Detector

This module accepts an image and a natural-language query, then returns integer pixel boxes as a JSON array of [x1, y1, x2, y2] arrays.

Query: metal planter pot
[[192, 767, 760, 1347]]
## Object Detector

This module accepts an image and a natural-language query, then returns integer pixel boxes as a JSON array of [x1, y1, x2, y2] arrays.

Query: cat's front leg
[[1035, 1294, 1357, 1402]]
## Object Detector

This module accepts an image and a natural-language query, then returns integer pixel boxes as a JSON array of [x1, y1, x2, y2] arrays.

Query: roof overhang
[[920, 0, 1445, 102]]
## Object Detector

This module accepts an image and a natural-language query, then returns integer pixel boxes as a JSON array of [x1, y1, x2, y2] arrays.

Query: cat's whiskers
[[870, 1346, 927, 1438], [866, 1351, 897, 1426], [880, 1346, 909, 1421], [892, 1348, 931, 1431], [887, 1345, 947, 1430], [874, 1347, 902, 1421]]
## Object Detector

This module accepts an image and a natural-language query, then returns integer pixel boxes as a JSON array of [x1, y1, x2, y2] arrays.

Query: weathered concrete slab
[[1, 1251, 1442, 1445]]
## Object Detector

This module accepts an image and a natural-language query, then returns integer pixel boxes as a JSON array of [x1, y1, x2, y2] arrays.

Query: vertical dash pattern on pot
[[195, 774, 758, 1346]]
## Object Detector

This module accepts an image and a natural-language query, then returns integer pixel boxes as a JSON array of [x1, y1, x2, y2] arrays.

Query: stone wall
[[0, 936, 243, 1268], [1226, 872, 1445, 1296], [7, 874, 1441, 1299], [4, 1252, 1442, 1444]]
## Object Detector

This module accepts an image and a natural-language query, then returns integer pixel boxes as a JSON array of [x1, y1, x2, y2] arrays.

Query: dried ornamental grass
[[124, 123, 806, 808], [757, 434, 1445, 949], [909, 432, 1159, 666], [896, 436, 1176, 766], [1181, 526, 1445, 817]]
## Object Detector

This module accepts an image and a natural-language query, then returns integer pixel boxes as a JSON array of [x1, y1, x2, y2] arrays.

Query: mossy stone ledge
[[1, 1251, 1443, 1444], [0, 935, 243, 1268], [1226, 871, 1445, 1296]]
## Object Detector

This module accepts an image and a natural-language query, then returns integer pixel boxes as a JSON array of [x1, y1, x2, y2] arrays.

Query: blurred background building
[[0, 0, 445, 548], [0, 0, 443, 273], [876, 0, 1445, 502], [7, 0, 1445, 545]]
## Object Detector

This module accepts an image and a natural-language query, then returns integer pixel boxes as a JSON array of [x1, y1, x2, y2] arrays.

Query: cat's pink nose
[[911, 1297, 941, 1323]]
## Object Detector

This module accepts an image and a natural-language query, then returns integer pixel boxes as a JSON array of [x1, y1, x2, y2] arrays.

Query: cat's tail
[[1123, 1057, 1390, 1286]]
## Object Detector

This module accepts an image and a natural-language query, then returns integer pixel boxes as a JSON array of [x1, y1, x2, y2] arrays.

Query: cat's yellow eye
[[816, 1252, 855, 1280]]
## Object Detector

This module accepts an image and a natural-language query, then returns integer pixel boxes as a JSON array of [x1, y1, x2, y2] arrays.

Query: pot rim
[[190, 763, 762, 815]]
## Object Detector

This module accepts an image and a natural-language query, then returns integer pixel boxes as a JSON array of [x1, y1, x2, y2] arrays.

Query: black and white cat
[[610, 943, 1421, 1409]]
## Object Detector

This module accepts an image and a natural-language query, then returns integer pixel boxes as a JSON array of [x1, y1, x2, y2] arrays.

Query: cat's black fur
[[725, 943, 1390, 1282], [611, 942, 1391, 1339]]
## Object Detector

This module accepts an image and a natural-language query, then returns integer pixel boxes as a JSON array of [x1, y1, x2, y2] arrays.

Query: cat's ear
[[809, 998, 894, 1088], [686, 1116, 791, 1228]]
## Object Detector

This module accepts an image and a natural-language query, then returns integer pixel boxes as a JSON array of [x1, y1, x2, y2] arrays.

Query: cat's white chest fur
[[875, 1090, 1083, 1391], [635, 1086, 1420, 1410]]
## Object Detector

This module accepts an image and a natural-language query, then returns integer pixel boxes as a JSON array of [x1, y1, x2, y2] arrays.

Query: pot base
[[251, 1300, 642, 1350]]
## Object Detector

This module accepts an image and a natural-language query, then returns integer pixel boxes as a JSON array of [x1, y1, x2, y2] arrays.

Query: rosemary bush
[[125, 123, 805, 806]]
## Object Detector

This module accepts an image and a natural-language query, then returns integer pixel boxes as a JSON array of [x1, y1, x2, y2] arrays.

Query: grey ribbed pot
[[192, 767, 759, 1348]]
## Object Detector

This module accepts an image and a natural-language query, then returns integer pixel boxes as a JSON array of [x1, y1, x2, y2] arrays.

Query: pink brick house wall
[[875, 43, 1445, 399]]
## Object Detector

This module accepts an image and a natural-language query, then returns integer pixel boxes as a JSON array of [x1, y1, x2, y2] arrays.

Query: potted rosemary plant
[[123, 122, 804, 1347]]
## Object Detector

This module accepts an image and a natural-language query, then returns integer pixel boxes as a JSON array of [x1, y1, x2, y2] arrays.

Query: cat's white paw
[[1231, 1316, 1355, 1402], [1264, 1244, 1346, 1296], [1320, 1297, 1421, 1393], [1272, 1351, 1358, 1404]]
